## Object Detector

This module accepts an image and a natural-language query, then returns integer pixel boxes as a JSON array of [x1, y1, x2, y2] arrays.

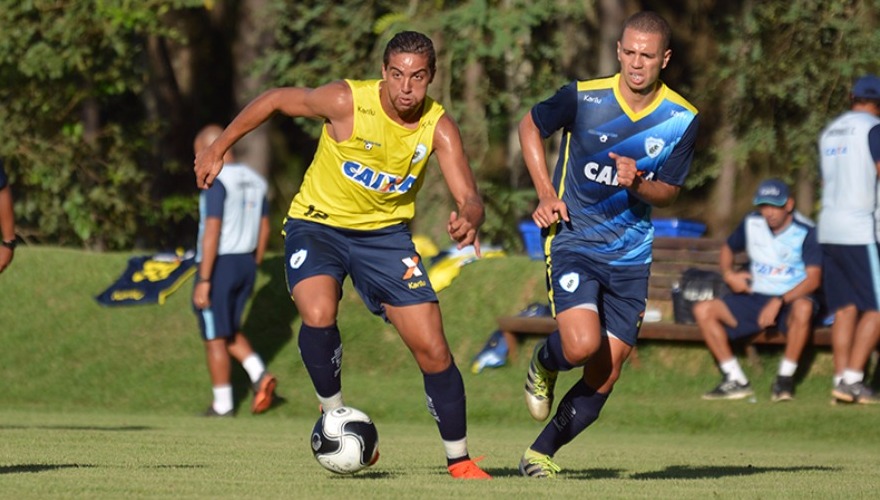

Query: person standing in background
[[193, 124, 278, 417], [817, 74, 880, 405]]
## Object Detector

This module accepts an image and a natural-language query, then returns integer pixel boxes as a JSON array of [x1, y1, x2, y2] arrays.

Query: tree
[[0, 0, 202, 250]]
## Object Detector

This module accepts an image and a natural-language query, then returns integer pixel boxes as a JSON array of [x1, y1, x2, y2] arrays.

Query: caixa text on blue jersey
[[583, 161, 656, 186]]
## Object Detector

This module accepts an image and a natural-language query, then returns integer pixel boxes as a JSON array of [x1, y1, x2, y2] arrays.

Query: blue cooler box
[[653, 218, 706, 238], [518, 221, 544, 260]]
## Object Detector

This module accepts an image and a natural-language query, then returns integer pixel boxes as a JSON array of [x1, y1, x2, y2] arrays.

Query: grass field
[[1, 247, 879, 498]]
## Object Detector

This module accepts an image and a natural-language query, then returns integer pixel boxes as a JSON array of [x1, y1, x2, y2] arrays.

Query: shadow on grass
[[233, 254, 298, 410], [629, 464, 838, 480], [0, 464, 96, 474], [485, 465, 838, 480], [0, 425, 153, 432]]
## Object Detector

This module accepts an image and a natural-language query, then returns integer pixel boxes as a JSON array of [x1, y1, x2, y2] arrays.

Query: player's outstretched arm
[[433, 114, 484, 256], [194, 82, 353, 189]]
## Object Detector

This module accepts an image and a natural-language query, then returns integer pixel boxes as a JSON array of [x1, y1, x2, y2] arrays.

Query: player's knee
[[563, 335, 600, 365], [692, 300, 715, 323]]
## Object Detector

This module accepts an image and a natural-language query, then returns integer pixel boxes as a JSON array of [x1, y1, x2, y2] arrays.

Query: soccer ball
[[310, 406, 379, 474]]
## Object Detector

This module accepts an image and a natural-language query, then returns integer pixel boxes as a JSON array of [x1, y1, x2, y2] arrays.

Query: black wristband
[[1, 239, 16, 250], [197, 275, 211, 284]]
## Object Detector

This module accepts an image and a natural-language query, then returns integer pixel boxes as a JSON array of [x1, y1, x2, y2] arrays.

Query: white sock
[[443, 437, 468, 460], [833, 374, 844, 386], [778, 358, 798, 377], [242, 354, 266, 384], [842, 369, 864, 385], [213, 385, 233, 414], [719, 358, 748, 385], [317, 392, 345, 412]]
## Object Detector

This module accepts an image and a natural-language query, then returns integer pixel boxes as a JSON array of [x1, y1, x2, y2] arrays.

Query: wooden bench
[[498, 236, 832, 361]]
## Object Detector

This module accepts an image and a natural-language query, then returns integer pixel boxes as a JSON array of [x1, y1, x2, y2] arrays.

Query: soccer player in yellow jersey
[[194, 31, 489, 479]]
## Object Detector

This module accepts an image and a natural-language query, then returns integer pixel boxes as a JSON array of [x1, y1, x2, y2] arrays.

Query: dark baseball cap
[[852, 74, 880, 100], [753, 179, 790, 207]]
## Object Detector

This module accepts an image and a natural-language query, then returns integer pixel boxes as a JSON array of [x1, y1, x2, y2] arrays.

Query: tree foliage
[[0, 0, 200, 249], [3, 1, 880, 250], [700, 0, 880, 186]]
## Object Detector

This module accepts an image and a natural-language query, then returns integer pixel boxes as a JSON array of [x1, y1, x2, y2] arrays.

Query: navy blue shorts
[[822, 244, 880, 312], [283, 218, 437, 319], [721, 293, 816, 340], [194, 253, 256, 341], [547, 249, 649, 346]]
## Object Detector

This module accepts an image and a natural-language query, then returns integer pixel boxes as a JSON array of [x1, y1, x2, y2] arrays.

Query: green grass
[[1, 246, 879, 497]]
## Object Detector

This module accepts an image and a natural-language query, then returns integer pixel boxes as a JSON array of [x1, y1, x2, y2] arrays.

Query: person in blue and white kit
[[517, 11, 698, 478], [192, 124, 277, 417], [693, 179, 821, 402], [817, 74, 880, 405]]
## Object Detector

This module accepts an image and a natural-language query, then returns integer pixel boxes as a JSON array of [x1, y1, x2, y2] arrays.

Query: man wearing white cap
[[818, 74, 880, 404], [694, 179, 821, 401]]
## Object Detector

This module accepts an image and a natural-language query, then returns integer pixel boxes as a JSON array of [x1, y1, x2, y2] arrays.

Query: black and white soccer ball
[[311, 406, 379, 474]]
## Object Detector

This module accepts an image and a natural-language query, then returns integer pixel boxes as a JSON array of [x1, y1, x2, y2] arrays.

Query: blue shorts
[[283, 218, 437, 319], [547, 249, 650, 346], [721, 293, 816, 340], [821, 244, 880, 312], [193, 253, 256, 341]]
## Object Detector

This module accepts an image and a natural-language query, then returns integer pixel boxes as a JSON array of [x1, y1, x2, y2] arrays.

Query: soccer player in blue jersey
[[194, 32, 490, 479], [517, 11, 699, 477], [693, 179, 821, 402], [0, 159, 16, 274], [192, 125, 278, 417], [817, 74, 880, 404]]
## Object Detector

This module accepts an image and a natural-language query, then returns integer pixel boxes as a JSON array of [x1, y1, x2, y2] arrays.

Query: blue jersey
[[727, 211, 821, 296], [0, 159, 8, 189], [532, 74, 699, 266]]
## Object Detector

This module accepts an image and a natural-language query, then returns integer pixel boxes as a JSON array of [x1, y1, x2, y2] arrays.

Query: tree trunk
[[231, 0, 274, 178]]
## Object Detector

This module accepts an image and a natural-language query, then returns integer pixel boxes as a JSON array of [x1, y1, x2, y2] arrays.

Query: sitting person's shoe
[[519, 448, 561, 478], [202, 406, 234, 417], [832, 381, 880, 404], [251, 372, 277, 414], [702, 379, 754, 400], [771, 375, 795, 402], [447, 457, 491, 479], [524, 341, 558, 421]]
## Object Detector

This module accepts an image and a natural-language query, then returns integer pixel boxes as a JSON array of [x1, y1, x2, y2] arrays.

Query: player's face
[[617, 28, 671, 95], [759, 202, 794, 232], [381, 52, 433, 120]]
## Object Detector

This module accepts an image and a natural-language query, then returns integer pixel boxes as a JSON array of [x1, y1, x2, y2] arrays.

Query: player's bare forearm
[[627, 175, 680, 207]]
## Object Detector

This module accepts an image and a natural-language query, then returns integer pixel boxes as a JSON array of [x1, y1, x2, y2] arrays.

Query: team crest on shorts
[[289, 249, 308, 269], [559, 272, 579, 292]]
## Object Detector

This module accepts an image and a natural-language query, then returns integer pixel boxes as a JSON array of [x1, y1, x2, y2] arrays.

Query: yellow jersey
[[287, 79, 445, 230]]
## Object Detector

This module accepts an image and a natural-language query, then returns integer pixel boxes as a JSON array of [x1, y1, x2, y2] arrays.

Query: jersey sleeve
[[869, 123, 880, 163], [801, 226, 822, 267], [656, 115, 699, 187], [530, 81, 578, 139], [725, 217, 747, 253], [204, 181, 227, 219], [261, 197, 269, 217]]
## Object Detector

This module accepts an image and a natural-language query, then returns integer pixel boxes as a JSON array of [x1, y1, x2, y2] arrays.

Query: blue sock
[[297, 323, 342, 398], [423, 362, 468, 443], [531, 380, 609, 456], [538, 331, 576, 372]]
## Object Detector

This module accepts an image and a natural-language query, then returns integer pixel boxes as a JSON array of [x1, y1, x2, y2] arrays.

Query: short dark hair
[[383, 31, 437, 77], [621, 11, 672, 51]]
